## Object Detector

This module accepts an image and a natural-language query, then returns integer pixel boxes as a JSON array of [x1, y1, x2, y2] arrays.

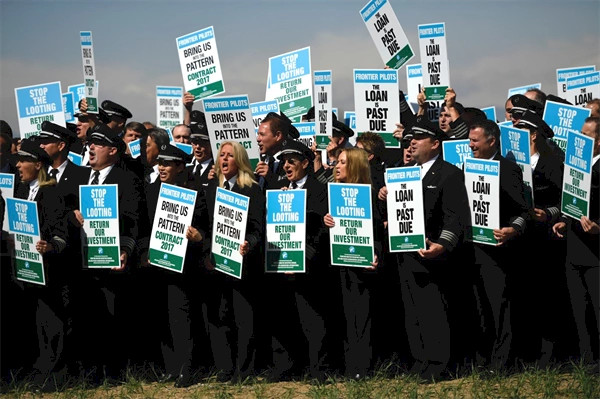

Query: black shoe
[[174, 373, 195, 388], [159, 373, 177, 383]]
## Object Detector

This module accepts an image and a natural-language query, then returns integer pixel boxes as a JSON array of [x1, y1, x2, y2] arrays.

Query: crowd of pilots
[[0, 86, 598, 392]]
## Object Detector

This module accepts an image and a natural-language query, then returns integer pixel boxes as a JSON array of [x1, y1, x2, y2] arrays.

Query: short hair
[[525, 88, 547, 105], [337, 147, 371, 185], [355, 132, 385, 161], [214, 141, 257, 189], [584, 116, 600, 139], [143, 121, 156, 129], [0, 133, 12, 155], [586, 98, 600, 114], [146, 127, 170, 148], [124, 121, 147, 135], [470, 119, 500, 145], [261, 114, 287, 138]]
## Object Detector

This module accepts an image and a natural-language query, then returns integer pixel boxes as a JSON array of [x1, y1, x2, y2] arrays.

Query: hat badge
[[161, 144, 167, 150]]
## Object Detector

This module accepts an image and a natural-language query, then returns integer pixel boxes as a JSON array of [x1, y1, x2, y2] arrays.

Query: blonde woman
[[201, 141, 265, 382]]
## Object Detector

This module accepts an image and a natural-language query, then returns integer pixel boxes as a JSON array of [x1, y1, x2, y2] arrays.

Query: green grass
[[1, 361, 598, 399]]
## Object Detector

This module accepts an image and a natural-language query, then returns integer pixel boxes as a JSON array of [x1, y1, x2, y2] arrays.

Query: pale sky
[[1, 0, 599, 131]]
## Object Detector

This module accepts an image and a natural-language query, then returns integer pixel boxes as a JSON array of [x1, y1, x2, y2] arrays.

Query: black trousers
[[472, 245, 513, 369], [338, 267, 374, 378], [565, 263, 599, 364], [204, 275, 255, 380], [398, 254, 451, 377]]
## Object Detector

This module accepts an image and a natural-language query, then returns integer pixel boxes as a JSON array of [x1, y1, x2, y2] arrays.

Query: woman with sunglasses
[[323, 147, 383, 380], [200, 141, 265, 382], [14, 138, 69, 392]]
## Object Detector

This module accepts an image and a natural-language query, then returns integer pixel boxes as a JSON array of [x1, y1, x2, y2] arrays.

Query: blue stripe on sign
[[216, 187, 249, 211], [360, 0, 387, 22], [465, 159, 499, 176], [386, 167, 421, 183], [204, 95, 249, 112], [557, 66, 595, 82], [566, 72, 600, 90], [177, 26, 214, 49], [80, 31, 92, 45], [354, 69, 397, 84], [159, 183, 197, 205], [314, 71, 332, 85], [156, 87, 183, 97], [418, 23, 445, 39]]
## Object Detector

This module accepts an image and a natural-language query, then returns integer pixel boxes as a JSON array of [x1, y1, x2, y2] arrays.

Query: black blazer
[[186, 159, 214, 192], [493, 152, 530, 234], [421, 156, 470, 256], [80, 165, 144, 259]]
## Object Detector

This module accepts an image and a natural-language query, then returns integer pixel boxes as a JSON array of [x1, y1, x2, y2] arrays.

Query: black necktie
[[194, 163, 202, 179], [291, 182, 298, 189], [91, 170, 100, 185], [224, 180, 230, 190], [49, 169, 59, 180]]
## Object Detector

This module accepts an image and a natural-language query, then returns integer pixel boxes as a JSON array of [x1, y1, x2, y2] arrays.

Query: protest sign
[[176, 26, 225, 101], [561, 131, 594, 219], [556, 65, 595, 98], [175, 142, 193, 155], [465, 159, 500, 245], [156, 86, 183, 130], [250, 99, 279, 133], [418, 22, 449, 101], [265, 189, 306, 272], [292, 122, 315, 149], [267, 47, 312, 123], [7, 198, 44, 285], [80, 31, 98, 113], [68, 152, 83, 166], [62, 92, 75, 123], [149, 183, 197, 273], [385, 167, 426, 251], [543, 100, 591, 152], [481, 106, 496, 122], [0, 173, 15, 232], [128, 139, 141, 159], [15, 81, 65, 139], [211, 187, 249, 279], [328, 183, 375, 267], [80, 185, 120, 268], [507, 83, 541, 98], [68, 81, 99, 113], [360, 0, 414, 69], [565, 71, 600, 107], [406, 63, 422, 113], [442, 139, 472, 170], [314, 70, 332, 150], [203, 95, 261, 169], [354, 69, 400, 147], [500, 125, 533, 206], [344, 111, 358, 146]]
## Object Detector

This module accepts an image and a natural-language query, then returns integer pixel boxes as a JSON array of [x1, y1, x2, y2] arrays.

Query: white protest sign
[[80, 31, 98, 113], [267, 47, 312, 123], [566, 71, 600, 107], [561, 131, 594, 220], [314, 70, 332, 150], [418, 22, 449, 101], [360, 0, 415, 69], [556, 65, 595, 98], [406, 63, 422, 113], [156, 86, 183, 130], [149, 183, 197, 273], [15, 81, 66, 139], [176, 26, 225, 101], [0, 173, 15, 232], [385, 167, 426, 251], [354, 69, 400, 148], [543, 100, 591, 153], [212, 187, 249, 279], [203, 95, 261, 169], [328, 183, 375, 267], [7, 198, 44, 285], [465, 158, 500, 246], [80, 185, 121, 268], [293, 122, 315, 150], [500, 126, 533, 206], [507, 83, 541, 98], [250, 99, 279, 133], [265, 189, 306, 273]]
